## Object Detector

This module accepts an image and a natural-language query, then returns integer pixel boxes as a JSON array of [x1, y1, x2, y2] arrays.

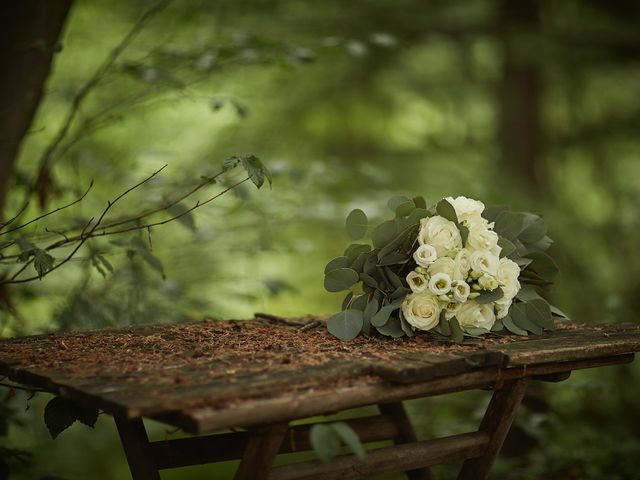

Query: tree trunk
[[498, 0, 545, 188], [0, 0, 73, 220]]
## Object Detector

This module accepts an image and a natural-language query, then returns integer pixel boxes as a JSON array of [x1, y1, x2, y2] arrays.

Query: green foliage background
[[2, 0, 640, 478]]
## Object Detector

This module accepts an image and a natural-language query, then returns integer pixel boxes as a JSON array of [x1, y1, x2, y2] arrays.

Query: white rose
[[457, 300, 496, 331], [470, 250, 499, 276], [466, 221, 499, 252], [454, 248, 471, 279], [452, 280, 470, 303], [406, 271, 428, 293], [495, 298, 513, 319], [402, 292, 441, 331], [418, 216, 462, 256], [413, 244, 438, 267], [428, 257, 458, 280], [445, 196, 485, 223], [428, 272, 452, 296], [496, 258, 521, 299], [478, 273, 499, 291]]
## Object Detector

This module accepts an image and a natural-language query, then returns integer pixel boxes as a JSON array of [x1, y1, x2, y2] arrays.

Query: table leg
[[114, 417, 160, 480], [457, 377, 530, 480], [234, 422, 289, 480], [378, 402, 434, 480]]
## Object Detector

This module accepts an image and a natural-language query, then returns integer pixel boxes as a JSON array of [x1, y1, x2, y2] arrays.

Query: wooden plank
[[150, 414, 400, 469], [378, 402, 433, 480], [177, 354, 633, 433], [457, 378, 530, 480], [234, 422, 289, 480], [267, 431, 490, 480], [114, 417, 160, 480]]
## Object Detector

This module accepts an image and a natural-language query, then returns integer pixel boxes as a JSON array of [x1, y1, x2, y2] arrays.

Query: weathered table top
[[1, 317, 639, 434]]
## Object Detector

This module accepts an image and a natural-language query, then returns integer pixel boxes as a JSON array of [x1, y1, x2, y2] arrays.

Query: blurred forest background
[[1, 0, 640, 478]]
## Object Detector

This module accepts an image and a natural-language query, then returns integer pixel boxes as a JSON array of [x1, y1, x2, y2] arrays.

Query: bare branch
[[25, 0, 170, 209], [0, 180, 94, 236], [0, 201, 30, 230]]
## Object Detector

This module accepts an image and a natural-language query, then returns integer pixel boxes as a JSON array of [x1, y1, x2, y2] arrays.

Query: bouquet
[[323, 196, 567, 342]]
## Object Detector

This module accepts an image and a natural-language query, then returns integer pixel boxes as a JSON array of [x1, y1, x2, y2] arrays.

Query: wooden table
[[1, 317, 639, 480]]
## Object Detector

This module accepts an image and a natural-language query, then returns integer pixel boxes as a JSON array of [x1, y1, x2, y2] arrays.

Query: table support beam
[[457, 377, 530, 480], [114, 417, 160, 480], [234, 422, 289, 480], [378, 402, 434, 480]]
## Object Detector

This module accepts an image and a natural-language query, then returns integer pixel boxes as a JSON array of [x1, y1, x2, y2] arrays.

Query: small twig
[[0, 202, 30, 230], [0, 180, 94, 236], [254, 312, 307, 327], [299, 319, 322, 332]]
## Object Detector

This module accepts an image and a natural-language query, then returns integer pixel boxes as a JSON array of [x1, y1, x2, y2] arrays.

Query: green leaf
[[523, 235, 553, 254], [376, 316, 405, 337], [387, 195, 411, 212], [33, 249, 55, 278], [371, 305, 395, 327], [395, 200, 415, 217], [138, 249, 166, 280], [406, 208, 430, 226], [371, 221, 398, 249], [222, 156, 241, 171], [324, 268, 359, 292], [377, 253, 408, 266], [525, 252, 559, 282], [438, 311, 451, 336], [383, 266, 403, 290], [310, 424, 340, 463], [503, 314, 528, 336], [459, 224, 469, 245], [390, 286, 410, 299], [325, 256, 351, 274], [550, 304, 569, 319], [341, 292, 354, 310], [345, 209, 368, 240], [412, 196, 427, 209], [510, 303, 543, 335], [519, 215, 547, 244], [96, 255, 114, 273], [363, 298, 379, 322], [449, 317, 464, 343], [475, 287, 504, 304], [399, 310, 414, 337], [344, 243, 371, 262], [483, 205, 509, 223], [166, 203, 196, 231], [491, 319, 504, 332], [493, 211, 527, 240], [377, 225, 418, 260], [435, 199, 458, 224], [241, 155, 272, 189], [350, 252, 369, 272], [516, 284, 543, 302], [359, 272, 378, 289], [327, 310, 364, 341], [525, 298, 555, 331], [331, 422, 366, 460], [44, 397, 97, 439], [351, 294, 368, 311], [497, 237, 517, 258]]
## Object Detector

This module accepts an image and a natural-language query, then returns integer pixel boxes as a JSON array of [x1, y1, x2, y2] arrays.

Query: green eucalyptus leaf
[[350, 252, 369, 273], [344, 243, 371, 262], [363, 252, 378, 275], [511, 302, 543, 335], [523, 235, 553, 254], [516, 284, 544, 302], [383, 266, 403, 290], [550, 304, 569, 319], [497, 237, 517, 258], [341, 292, 353, 310], [310, 424, 340, 463], [395, 200, 415, 218], [519, 214, 547, 244], [525, 298, 555, 330], [371, 305, 395, 327], [324, 256, 351, 274], [377, 253, 409, 266], [351, 294, 368, 311], [459, 224, 469, 246], [359, 272, 378, 289], [438, 311, 451, 336], [377, 225, 418, 260], [493, 211, 527, 240], [399, 310, 414, 337], [331, 422, 367, 460], [390, 286, 410, 299], [503, 314, 528, 336], [376, 316, 405, 337], [491, 319, 504, 332], [412, 196, 427, 209], [406, 208, 430, 226], [475, 287, 504, 304], [525, 251, 559, 282], [371, 221, 398, 249], [483, 204, 509, 223], [345, 209, 368, 240], [435, 199, 458, 224], [387, 195, 411, 212], [327, 309, 364, 341], [449, 317, 464, 343], [324, 268, 359, 292], [364, 298, 379, 321]]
